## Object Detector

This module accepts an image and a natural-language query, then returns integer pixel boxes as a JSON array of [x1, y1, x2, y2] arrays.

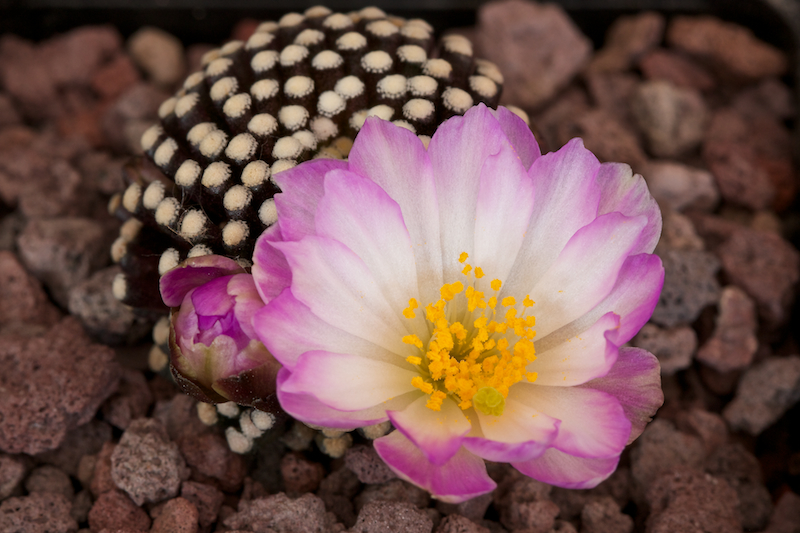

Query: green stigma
[[473, 387, 505, 417]]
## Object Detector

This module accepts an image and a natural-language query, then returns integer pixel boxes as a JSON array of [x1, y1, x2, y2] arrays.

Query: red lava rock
[[92, 53, 141, 100], [0, 317, 120, 455], [179, 430, 247, 493], [0, 492, 78, 533], [675, 409, 728, 454], [36, 420, 112, 478], [352, 501, 433, 533], [436, 493, 492, 523], [317, 466, 362, 527], [40, 25, 122, 87], [0, 93, 22, 126], [355, 479, 431, 514], [24, 465, 74, 500], [436, 514, 490, 533], [658, 209, 705, 251], [90, 441, 117, 498], [764, 490, 800, 533], [716, 228, 800, 326], [476, 0, 591, 109], [88, 489, 151, 532], [587, 11, 665, 73], [345, 444, 397, 485], [101, 82, 170, 153], [580, 496, 633, 533], [632, 323, 697, 375], [224, 492, 338, 533], [71, 489, 92, 524], [0, 251, 61, 329], [500, 499, 560, 533], [733, 77, 795, 121], [150, 497, 199, 533], [639, 48, 716, 92], [101, 368, 154, 430], [181, 481, 224, 530], [549, 467, 632, 522], [641, 160, 718, 212], [127, 27, 186, 87], [651, 249, 720, 328], [16, 217, 115, 308], [532, 86, 591, 151], [723, 355, 800, 436], [696, 286, 758, 373], [645, 469, 742, 532], [666, 15, 787, 81], [569, 108, 647, 171], [0, 35, 62, 120], [631, 80, 708, 158], [281, 452, 325, 495], [0, 454, 27, 500], [585, 72, 638, 126]]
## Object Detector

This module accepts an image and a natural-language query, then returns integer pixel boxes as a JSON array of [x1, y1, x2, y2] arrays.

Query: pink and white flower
[[252, 104, 665, 502]]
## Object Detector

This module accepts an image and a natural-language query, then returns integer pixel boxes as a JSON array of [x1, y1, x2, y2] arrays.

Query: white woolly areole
[[122, 183, 141, 212], [259, 198, 279, 226], [284, 76, 315, 98], [392, 119, 416, 133], [442, 34, 473, 56], [305, 5, 332, 17], [239, 410, 264, 439], [242, 160, 270, 187], [475, 58, 504, 84], [400, 24, 430, 40], [224, 185, 252, 212], [175, 92, 199, 118], [187, 122, 217, 147], [246, 31, 274, 50], [366, 20, 398, 37], [175, 159, 202, 187], [368, 104, 394, 120], [158, 248, 180, 275], [280, 44, 309, 67], [111, 237, 127, 263], [359, 6, 386, 19], [334, 75, 365, 99], [199, 130, 228, 158], [154, 138, 178, 167], [336, 32, 366, 51], [279, 12, 305, 27], [397, 45, 426, 64], [155, 197, 180, 226], [403, 98, 435, 121], [323, 12, 352, 30], [349, 109, 369, 131], [158, 97, 177, 119], [210, 77, 238, 102], [202, 161, 231, 188], [256, 21, 279, 33], [200, 48, 221, 66], [318, 90, 346, 117], [119, 218, 143, 241], [248, 113, 278, 137], [196, 403, 218, 426], [295, 29, 325, 47], [187, 244, 212, 258], [278, 105, 309, 130], [183, 71, 205, 90], [506, 105, 530, 125], [250, 410, 275, 431], [220, 40, 243, 56], [423, 58, 452, 79], [140, 125, 163, 151], [226, 133, 257, 163], [142, 181, 165, 210], [180, 210, 207, 239], [469, 75, 498, 98], [206, 57, 234, 77], [251, 50, 279, 74], [250, 78, 280, 101], [226, 427, 252, 455], [272, 136, 303, 159], [312, 50, 344, 70], [218, 401, 240, 417], [443, 86, 473, 113], [361, 50, 392, 73], [223, 93, 252, 118], [293, 129, 317, 151], [418, 134, 431, 149], [311, 116, 338, 141], [153, 315, 170, 345], [377, 74, 407, 99], [222, 219, 249, 246], [271, 159, 296, 176], [112, 273, 127, 300], [406, 18, 434, 32], [407, 75, 437, 97]]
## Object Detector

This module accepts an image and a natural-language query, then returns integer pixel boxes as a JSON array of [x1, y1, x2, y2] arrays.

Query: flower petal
[[191, 276, 233, 317], [512, 447, 620, 489], [252, 222, 292, 304], [281, 351, 418, 411], [596, 162, 662, 255], [272, 158, 349, 242], [160, 255, 245, 307], [462, 397, 560, 463], [348, 116, 444, 306], [503, 138, 602, 298], [388, 396, 472, 466], [271, 236, 412, 357], [581, 347, 663, 443], [314, 169, 421, 319], [473, 141, 535, 284], [374, 429, 497, 503], [533, 312, 621, 387], [491, 106, 541, 170], [511, 384, 631, 458], [528, 212, 648, 338]]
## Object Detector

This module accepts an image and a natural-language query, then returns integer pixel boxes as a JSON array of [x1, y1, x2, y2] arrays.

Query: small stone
[[127, 27, 186, 87], [723, 355, 800, 435], [642, 160, 718, 212], [646, 470, 741, 532], [585, 73, 639, 126], [0, 454, 26, 500], [0, 36, 61, 121], [436, 493, 492, 523], [150, 497, 199, 533], [179, 430, 247, 493], [317, 466, 362, 527], [436, 514, 490, 533], [88, 489, 151, 532], [630, 419, 706, 496], [70, 489, 92, 524], [580, 496, 633, 533], [24, 465, 74, 500], [0, 492, 78, 533], [101, 369, 154, 430], [181, 481, 224, 530], [111, 418, 189, 505], [651, 249, 720, 328], [717, 227, 800, 326], [569, 108, 647, 171], [0, 92, 22, 126], [500, 499, 560, 533], [42, 25, 122, 87], [675, 409, 728, 454], [631, 81, 708, 158], [587, 11, 665, 73], [733, 78, 795, 121], [696, 286, 758, 373], [101, 82, 170, 153], [281, 452, 325, 495], [90, 442, 117, 497], [0, 251, 61, 329], [91, 53, 140, 100], [658, 208, 705, 252], [764, 491, 800, 533], [345, 444, 397, 484], [75, 151, 126, 196], [639, 48, 716, 92], [36, 420, 112, 478], [667, 15, 787, 81], [532, 86, 591, 152], [632, 323, 697, 375], [352, 501, 433, 533], [224, 492, 337, 533], [355, 479, 431, 513], [476, 0, 592, 109]]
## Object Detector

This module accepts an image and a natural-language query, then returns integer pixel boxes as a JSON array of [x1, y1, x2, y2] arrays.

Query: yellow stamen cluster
[[402, 253, 538, 416]]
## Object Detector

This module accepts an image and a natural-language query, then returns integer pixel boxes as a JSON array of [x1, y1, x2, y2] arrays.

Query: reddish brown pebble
[[179, 431, 247, 493], [224, 493, 337, 532], [181, 481, 224, 529], [0, 250, 61, 329], [580, 496, 634, 533], [696, 286, 758, 373], [345, 444, 397, 484], [633, 323, 697, 375], [0, 454, 26, 500], [150, 497, 199, 533], [630, 420, 705, 497], [281, 452, 325, 495], [88, 489, 151, 532], [639, 49, 716, 91], [351, 501, 433, 533], [90, 441, 118, 497], [24, 465, 74, 500], [0, 492, 78, 533], [92, 53, 141, 99], [436, 514, 490, 533], [587, 11, 665, 73]]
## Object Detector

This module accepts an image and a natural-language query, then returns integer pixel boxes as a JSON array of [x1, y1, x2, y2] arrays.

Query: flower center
[[402, 253, 537, 417]]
